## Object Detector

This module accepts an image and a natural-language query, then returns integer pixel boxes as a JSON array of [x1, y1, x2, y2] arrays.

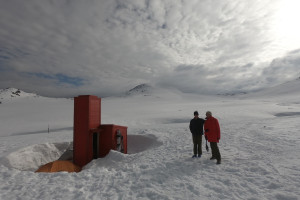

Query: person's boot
[[216, 160, 221, 165], [210, 157, 216, 160]]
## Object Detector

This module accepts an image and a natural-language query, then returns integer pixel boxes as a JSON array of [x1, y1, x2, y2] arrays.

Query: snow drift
[[1, 142, 71, 171]]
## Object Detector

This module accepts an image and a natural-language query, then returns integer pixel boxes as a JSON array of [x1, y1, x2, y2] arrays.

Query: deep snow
[[0, 81, 300, 200]]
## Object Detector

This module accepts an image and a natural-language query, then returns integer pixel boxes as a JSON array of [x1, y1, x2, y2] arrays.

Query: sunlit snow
[[0, 81, 300, 199]]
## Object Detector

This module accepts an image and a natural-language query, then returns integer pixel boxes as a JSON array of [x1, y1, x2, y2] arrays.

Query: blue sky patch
[[27, 72, 84, 87], [0, 61, 10, 72], [55, 73, 84, 86]]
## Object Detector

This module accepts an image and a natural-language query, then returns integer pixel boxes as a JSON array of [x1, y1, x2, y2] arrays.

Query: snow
[[125, 84, 153, 96], [0, 81, 300, 199], [2, 142, 71, 171], [0, 88, 38, 103]]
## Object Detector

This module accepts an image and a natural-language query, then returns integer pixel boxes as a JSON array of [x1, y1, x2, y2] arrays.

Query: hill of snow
[[0, 88, 38, 104], [243, 78, 300, 98], [125, 84, 153, 96], [0, 84, 300, 199]]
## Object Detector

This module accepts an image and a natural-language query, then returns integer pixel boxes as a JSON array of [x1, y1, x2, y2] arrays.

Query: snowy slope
[[0, 84, 300, 199], [260, 78, 300, 96], [0, 88, 38, 103], [0, 89, 73, 138], [125, 84, 153, 96], [241, 78, 300, 103]]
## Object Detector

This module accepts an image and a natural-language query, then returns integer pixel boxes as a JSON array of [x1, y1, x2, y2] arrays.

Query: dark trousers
[[210, 142, 221, 161], [192, 134, 202, 155]]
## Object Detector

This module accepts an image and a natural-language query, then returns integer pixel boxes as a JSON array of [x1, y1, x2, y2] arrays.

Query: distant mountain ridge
[[242, 78, 300, 99], [125, 84, 153, 96], [0, 88, 38, 104]]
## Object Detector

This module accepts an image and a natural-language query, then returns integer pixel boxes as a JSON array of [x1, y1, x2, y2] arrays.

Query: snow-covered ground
[[0, 81, 300, 200]]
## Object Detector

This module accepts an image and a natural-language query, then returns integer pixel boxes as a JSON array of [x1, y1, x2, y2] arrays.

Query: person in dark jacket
[[189, 111, 205, 158], [204, 111, 221, 164]]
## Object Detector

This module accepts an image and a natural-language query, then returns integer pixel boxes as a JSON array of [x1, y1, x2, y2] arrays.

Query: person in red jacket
[[204, 111, 221, 164]]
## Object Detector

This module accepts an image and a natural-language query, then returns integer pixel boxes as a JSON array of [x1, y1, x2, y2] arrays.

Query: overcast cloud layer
[[0, 0, 299, 97]]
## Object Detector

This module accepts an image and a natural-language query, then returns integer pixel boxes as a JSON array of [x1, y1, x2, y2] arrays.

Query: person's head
[[206, 111, 212, 118], [194, 111, 199, 118]]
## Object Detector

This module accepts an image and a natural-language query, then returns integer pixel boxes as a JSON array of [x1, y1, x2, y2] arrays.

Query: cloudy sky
[[0, 0, 299, 97]]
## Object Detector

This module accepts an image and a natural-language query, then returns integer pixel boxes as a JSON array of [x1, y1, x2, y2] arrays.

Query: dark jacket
[[189, 117, 205, 135]]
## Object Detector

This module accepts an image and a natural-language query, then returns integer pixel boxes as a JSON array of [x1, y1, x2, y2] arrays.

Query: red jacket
[[204, 116, 221, 143]]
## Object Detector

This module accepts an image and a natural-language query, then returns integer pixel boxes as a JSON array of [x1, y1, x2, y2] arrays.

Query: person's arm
[[201, 119, 205, 135], [215, 119, 220, 140], [204, 121, 208, 139]]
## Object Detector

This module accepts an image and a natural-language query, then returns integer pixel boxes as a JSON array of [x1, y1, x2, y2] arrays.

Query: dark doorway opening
[[93, 132, 99, 159]]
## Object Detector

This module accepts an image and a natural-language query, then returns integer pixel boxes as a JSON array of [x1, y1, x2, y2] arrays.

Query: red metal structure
[[98, 124, 127, 157], [73, 95, 127, 167]]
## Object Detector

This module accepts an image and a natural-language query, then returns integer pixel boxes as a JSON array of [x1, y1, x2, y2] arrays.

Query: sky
[[0, 0, 299, 97]]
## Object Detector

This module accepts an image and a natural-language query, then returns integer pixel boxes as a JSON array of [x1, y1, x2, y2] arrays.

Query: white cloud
[[0, 0, 299, 96], [262, 49, 300, 84], [157, 49, 300, 94]]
